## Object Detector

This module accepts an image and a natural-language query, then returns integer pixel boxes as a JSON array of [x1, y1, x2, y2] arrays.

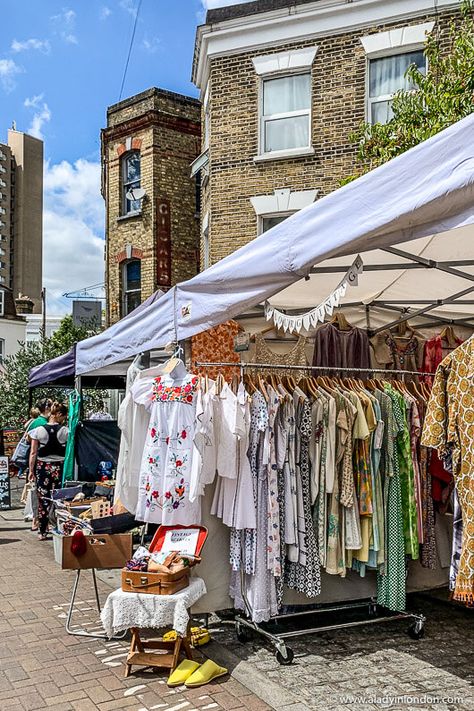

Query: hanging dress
[[131, 372, 202, 525], [285, 395, 321, 597]]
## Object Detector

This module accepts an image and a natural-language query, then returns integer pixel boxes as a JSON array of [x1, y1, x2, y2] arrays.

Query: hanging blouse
[[131, 372, 203, 525], [422, 333, 463, 384], [192, 320, 241, 381], [250, 333, 308, 380], [312, 322, 371, 370], [370, 330, 425, 377]]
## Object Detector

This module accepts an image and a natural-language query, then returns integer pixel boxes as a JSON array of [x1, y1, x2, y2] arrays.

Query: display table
[[100, 577, 207, 677]]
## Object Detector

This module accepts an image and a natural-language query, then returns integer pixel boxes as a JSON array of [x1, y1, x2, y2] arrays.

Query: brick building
[[192, 0, 462, 267], [102, 88, 201, 325]]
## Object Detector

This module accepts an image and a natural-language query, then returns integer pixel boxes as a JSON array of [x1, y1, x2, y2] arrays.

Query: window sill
[[117, 211, 142, 222], [254, 146, 315, 163]]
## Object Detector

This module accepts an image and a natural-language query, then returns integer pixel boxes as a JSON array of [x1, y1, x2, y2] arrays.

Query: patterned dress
[[377, 386, 406, 612], [422, 336, 474, 605], [284, 396, 321, 597]]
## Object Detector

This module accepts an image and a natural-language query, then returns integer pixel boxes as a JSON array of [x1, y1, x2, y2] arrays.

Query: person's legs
[[36, 462, 54, 538]]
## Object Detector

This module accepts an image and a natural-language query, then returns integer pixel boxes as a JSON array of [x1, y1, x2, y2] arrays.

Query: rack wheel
[[275, 647, 294, 665], [407, 621, 425, 640], [236, 623, 251, 644]]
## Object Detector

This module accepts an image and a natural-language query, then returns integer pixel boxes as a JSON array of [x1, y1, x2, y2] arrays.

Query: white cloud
[[0, 58, 22, 93], [120, 0, 139, 17], [141, 36, 161, 54], [100, 6, 112, 20], [201, 0, 252, 8], [24, 95, 51, 140], [43, 159, 105, 315], [11, 38, 51, 54], [50, 8, 78, 45]]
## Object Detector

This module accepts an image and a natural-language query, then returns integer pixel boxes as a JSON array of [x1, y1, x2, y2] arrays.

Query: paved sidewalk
[[0, 480, 273, 711], [2, 478, 473, 711]]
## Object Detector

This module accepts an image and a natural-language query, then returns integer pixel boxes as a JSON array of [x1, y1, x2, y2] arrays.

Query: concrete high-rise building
[[0, 129, 43, 313]]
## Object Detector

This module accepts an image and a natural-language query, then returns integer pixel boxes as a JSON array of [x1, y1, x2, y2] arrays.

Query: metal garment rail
[[195, 359, 427, 663], [195, 360, 433, 378]]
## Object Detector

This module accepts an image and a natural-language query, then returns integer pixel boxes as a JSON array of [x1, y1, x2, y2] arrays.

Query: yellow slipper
[[184, 659, 228, 687], [163, 630, 178, 642], [167, 659, 201, 687], [190, 627, 211, 647]]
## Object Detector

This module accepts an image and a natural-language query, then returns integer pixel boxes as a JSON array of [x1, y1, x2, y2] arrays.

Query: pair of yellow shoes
[[167, 659, 228, 688]]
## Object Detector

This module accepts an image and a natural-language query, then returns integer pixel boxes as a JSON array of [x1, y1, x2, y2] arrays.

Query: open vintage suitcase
[[121, 524, 208, 595]]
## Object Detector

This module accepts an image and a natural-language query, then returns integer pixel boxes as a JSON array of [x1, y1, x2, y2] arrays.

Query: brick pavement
[[2, 479, 473, 711], [0, 480, 272, 711]]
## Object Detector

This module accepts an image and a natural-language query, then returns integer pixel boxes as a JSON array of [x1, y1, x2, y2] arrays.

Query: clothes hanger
[[440, 325, 458, 349], [330, 312, 352, 331], [244, 374, 256, 394]]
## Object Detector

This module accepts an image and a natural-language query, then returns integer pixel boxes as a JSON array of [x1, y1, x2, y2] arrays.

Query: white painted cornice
[[192, 0, 461, 90]]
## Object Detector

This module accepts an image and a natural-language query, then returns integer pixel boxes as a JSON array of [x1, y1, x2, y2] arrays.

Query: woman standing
[[29, 402, 68, 541]]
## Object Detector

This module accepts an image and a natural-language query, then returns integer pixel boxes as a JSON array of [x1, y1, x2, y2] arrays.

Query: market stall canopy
[[28, 290, 165, 388], [29, 346, 76, 388], [76, 113, 474, 375]]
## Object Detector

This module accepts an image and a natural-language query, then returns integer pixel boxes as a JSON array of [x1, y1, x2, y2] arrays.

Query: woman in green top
[[27, 399, 52, 433]]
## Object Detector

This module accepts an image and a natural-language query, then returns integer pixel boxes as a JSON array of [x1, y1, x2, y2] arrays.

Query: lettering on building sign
[[156, 198, 172, 287]]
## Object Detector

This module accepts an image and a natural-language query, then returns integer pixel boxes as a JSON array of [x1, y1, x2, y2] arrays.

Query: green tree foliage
[[343, 1, 474, 183], [0, 315, 105, 429]]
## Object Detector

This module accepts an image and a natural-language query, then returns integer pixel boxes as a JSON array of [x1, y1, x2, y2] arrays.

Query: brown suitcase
[[121, 568, 190, 595], [54, 533, 133, 570]]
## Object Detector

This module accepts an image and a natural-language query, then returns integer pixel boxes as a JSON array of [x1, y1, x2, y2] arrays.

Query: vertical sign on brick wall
[[156, 198, 172, 287]]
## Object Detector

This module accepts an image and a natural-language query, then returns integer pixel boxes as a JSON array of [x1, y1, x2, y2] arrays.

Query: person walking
[[28, 402, 68, 541]]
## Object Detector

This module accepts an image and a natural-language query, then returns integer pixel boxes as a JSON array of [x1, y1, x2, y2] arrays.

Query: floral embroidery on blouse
[[152, 375, 199, 404]]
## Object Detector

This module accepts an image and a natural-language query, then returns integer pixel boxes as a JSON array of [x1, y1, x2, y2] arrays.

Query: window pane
[[125, 180, 141, 213], [126, 260, 141, 290], [125, 152, 141, 181], [263, 74, 311, 115], [125, 291, 141, 315], [264, 115, 309, 152], [371, 99, 393, 124], [369, 50, 425, 98], [262, 215, 289, 232]]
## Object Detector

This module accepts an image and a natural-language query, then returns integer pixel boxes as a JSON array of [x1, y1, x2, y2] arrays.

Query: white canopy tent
[[77, 112, 474, 375]]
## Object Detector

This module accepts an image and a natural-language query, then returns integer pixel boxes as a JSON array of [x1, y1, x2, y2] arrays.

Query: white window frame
[[258, 212, 294, 236], [366, 48, 427, 125], [258, 70, 312, 159], [0, 337, 4, 365], [0, 289, 4, 316], [202, 211, 210, 270], [252, 47, 317, 162], [121, 150, 141, 217], [360, 22, 433, 125]]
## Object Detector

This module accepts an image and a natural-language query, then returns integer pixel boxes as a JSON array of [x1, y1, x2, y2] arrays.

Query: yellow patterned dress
[[421, 336, 474, 605]]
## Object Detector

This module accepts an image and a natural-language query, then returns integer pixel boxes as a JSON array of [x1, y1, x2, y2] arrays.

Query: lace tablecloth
[[100, 577, 207, 638]]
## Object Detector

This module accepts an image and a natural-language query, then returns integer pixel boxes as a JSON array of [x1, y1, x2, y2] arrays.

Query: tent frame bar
[[310, 259, 474, 274]]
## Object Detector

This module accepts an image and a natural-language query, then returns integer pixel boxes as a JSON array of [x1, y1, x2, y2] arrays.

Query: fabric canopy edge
[[76, 112, 474, 375]]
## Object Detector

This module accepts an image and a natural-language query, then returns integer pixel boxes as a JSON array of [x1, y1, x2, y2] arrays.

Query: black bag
[[11, 433, 30, 469]]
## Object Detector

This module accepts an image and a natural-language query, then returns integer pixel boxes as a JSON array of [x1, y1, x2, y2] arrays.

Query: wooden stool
[[125, 625, 193, 678]]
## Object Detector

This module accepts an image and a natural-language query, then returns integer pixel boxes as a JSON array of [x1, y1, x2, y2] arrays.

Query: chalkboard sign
[[0, 457, 11, 510]]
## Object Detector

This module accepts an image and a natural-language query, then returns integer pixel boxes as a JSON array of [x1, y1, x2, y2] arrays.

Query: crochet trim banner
[[264, 255, 363, 333]]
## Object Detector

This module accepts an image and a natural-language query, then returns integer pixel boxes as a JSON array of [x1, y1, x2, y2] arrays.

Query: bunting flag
[[264, 255, 363, 334]]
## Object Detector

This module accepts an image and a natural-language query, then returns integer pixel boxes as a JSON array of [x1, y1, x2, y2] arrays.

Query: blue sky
[[0, 0, 251, 314]]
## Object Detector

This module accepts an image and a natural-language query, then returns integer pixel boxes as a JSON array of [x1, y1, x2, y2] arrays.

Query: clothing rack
[[195, 361, 433, 378], [196, 358, 427, 663]]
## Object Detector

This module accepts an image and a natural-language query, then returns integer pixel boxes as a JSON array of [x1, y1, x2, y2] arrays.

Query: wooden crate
[[53, 533, 132, 570]]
